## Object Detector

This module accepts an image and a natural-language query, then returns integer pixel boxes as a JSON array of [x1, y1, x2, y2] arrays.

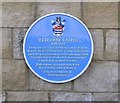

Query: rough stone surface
[[2, 3, 35, 27], [29, 71, 71, 91], [2, 0, 35, 1], [50, 92, 118, 101], [105, 30, 118, 60], [50, 92, 93, 101], [0, 92, 6, 102], [83, 3, 118, 28], [0, 92, 2, 103], [13, 28, 27, 59], [6, 91, 48, 101], [74, 61, 118, 92], [90, 29, 103, 60], [2, 28, 12, 59], [93, 93, 118, 101], [1, 2, 119, 102], [2, 59, 28, 90], [0, 61, 1, 79], [36, 2, 81, 19], [0, 0, 1, 25], [0, 28, 2, 58]]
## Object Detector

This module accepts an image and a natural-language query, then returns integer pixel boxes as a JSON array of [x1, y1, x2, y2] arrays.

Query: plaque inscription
[[23, 13, 93, 83]]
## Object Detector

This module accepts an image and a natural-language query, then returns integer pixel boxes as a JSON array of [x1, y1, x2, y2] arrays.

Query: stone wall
[[1, 2, 119, 102]]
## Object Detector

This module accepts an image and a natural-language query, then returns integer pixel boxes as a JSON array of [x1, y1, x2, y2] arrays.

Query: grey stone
[[13, 28, 27, 59], [50, 92, 119, 101], [36, 2, 81, 19], [90, 29, 103, 60], [0, 28, 2, 58], [2, 3, 35, 27], [2, 59, 28, 90], [0, 92, 2, 103], [2, 92, 6, 102], [0, 92, 6, 102], [105, 30, 118, 60], [3, 0, 35, 1], [29, 71, 71, 91], [2, 28, 12, 59], [0, 1, 1, 22], [0, 63, 1, 83], [93, 93, 118, 101], [50, 92, 93, 101], [74, 61, 118, 92], [6, 91, 48, 101], [83, 3, 118, 28]]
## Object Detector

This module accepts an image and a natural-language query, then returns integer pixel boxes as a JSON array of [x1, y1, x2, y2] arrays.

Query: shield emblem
[[52, 17, 65, 37]]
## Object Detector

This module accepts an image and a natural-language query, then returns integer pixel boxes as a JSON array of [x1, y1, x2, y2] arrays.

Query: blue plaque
[[23, 13, 94, 83]]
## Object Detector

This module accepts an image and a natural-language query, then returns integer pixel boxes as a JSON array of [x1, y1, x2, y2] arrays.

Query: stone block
[[0, 92, 6, 102], [0, 68, 1, 87], [29, 71, 72, 91], [13, 28, 27, 59], [2, 0, 35, 2], [93, 93, 118, 101], [83, 3, 118, 28], [105, 30, 118, 60], [0, 28, 2, 58], [2, 59, 28, 90], [2, 2, 35, 27], [50, 92, 118, 101], [90, 29, 103, 60], [2, 28, 12, 59], [0, 3, 2, 28], [50, 92, 93, 101], [36, 2, 81, 19], [6, 91, 48, 101], [74, 61, 118, 92]]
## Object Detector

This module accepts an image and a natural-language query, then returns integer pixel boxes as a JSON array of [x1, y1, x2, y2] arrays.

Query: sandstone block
[[83, 3, 118, 28], [2, 3, 35, 27], [36, 2, 81, 19], [74, 61, 118, 92], [29, 71, 72, 91], [6, 91, 48, 101], [105, 30, 118, 60], [2, 59, 28, 90]]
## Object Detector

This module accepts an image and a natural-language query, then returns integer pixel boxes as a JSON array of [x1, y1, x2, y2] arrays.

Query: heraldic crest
[[52, 17, 66, 37]]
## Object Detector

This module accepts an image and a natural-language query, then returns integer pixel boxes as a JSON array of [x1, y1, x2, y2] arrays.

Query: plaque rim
[[23, 13, 94, 83]]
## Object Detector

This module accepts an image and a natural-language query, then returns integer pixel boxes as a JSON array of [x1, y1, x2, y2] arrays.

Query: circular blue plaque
[[23, 13, 94, 83]]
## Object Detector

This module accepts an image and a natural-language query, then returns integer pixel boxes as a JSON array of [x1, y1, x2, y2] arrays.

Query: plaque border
[[23, 13, 94, 83]]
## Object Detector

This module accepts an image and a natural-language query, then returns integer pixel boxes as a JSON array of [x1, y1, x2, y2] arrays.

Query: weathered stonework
[[0, 60, 1, 77], [6, 91, 48, 101], [0, 1, 1, 27], [50, 92, 93, 101], [0, 28, 2, 58], [50, 92, 118, 101], [29, 71, 72, 91], [105, 30, 118, 60], [36, 2, 81, 19], [90, 29, 103, 60], [83, 3, 118, 28], [0, 92, 6, 102], [2, 59, 28, 90], [13, 28, 27, 59], [2, 3, 35, 27], [1, 2, 119, 102], [2, 0, 36, 1], [93, 93, 118, 101], [0, 93, 2, 103], [74, 61, 118, 92], [2, 28, 12, 59]]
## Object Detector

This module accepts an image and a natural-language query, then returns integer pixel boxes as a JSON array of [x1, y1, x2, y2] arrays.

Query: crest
[[52, 17, 66, 37]]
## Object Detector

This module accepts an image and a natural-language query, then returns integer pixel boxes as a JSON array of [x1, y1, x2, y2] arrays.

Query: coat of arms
[[52, 17, 66, 37]]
